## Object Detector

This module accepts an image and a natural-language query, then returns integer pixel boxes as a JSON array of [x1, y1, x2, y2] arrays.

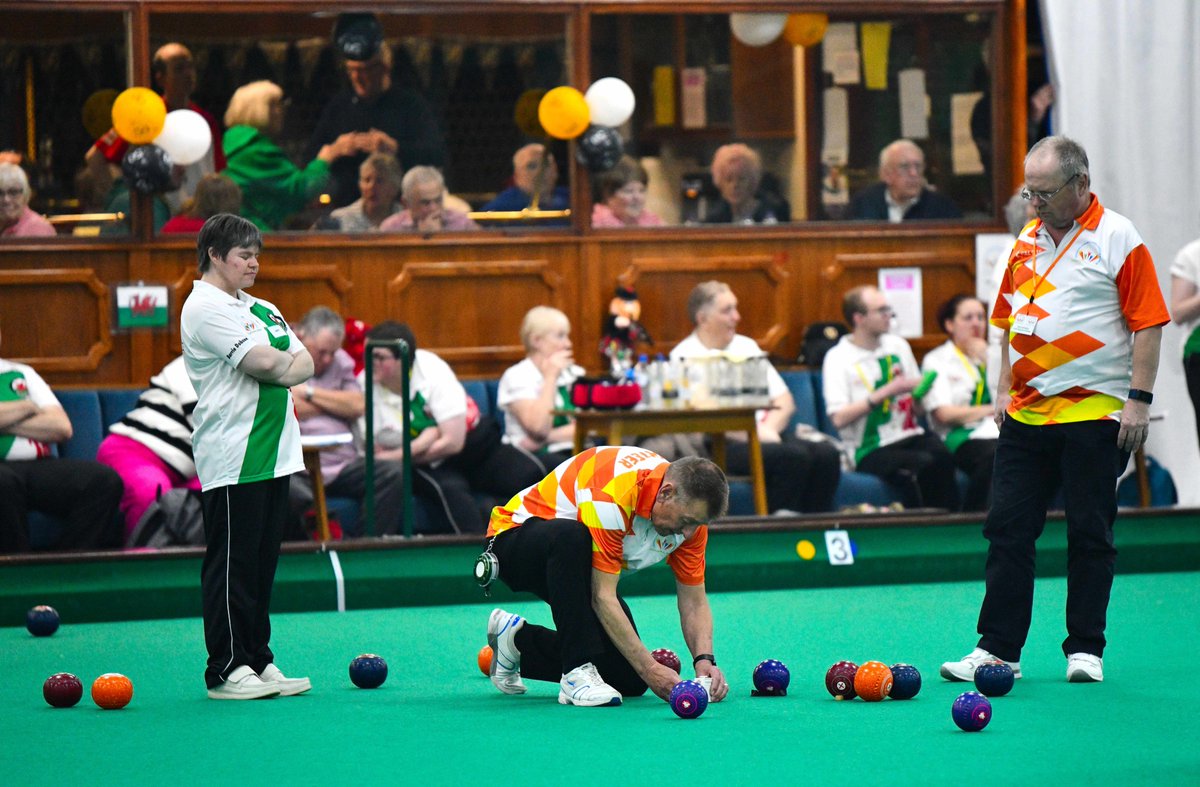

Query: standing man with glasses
[[822, 285, 959, 509], [849, 139, 963, 222], [941, 135, 1168, 684]]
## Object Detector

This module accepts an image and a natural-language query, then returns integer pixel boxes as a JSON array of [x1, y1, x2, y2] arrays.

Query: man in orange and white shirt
[[942, 136, 1168, 686], [484, 446, 729, 707]]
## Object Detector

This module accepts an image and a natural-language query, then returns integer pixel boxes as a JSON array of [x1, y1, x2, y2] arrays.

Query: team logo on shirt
[[266, 312, 285, 327], [655, 538, 677, 552], [9, 376, 27, 395], [243, 320, 256, 332], [1077, 242, 1101, 264]]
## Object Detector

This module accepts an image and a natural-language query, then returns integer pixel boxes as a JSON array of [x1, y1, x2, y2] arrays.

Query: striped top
[[109, 356, 198, 478], [991, 196, 1169, 424], [488, 446, 707, 585]]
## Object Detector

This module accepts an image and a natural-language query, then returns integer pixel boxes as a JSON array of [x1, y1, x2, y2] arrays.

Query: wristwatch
[[304, 382, 315, 402], [692, 653, 716, 668], [1127, 388, 1153, 404]]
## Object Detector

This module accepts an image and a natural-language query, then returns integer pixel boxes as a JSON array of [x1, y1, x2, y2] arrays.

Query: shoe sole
[[1067, 671, 1102, 683], [940, 664, 1023, 681], [270, 679, 312, 696], [207, 687, 281, 700], [488, 611, 527, 695], [558, 691, 622, 707]]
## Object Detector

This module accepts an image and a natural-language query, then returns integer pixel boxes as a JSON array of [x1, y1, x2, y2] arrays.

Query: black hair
[[196, 213, 261, 274], [666, 456, 729, 520], [365, 320, 417, 367], [936, 294, 986, 335]]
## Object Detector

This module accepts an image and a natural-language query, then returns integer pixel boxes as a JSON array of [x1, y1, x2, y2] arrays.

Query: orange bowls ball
[[477, 645, 493, 676], [91, 673, 133, 710], [854, 661, 893, 702]]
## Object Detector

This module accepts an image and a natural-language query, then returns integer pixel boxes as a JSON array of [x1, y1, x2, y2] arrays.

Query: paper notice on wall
[[860, 22, 892, 90], [975, 232, 1016, 305], [952, 92, 986, 175], [899, 68, 928, 139], [821, 87, 850, 210], [823, 22, 860, 85], [879, 267, 923, 338], [681, 67, 706, 129]]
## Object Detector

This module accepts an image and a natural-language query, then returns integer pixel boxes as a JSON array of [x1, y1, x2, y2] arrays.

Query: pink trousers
[[96, 433, 202, 540]]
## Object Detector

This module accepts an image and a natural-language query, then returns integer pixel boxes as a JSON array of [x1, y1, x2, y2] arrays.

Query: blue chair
[[98, 388, 144, 432]]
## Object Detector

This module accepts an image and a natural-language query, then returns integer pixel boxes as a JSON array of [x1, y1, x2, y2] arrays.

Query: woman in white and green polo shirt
[[181, 213, 313, 701]]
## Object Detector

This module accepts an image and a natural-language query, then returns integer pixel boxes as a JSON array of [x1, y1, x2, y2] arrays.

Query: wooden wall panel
[[1, 230, 984, 386]]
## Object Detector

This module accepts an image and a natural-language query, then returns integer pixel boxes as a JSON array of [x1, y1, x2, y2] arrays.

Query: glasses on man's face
[[370, 353, 395, 364], [1021, 173, 1078, 203], [0, 187, 25, 200], [870, 306, 895, 316]]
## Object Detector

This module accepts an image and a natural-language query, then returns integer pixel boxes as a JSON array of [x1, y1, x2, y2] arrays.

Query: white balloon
[[153, 109, 212, 166], [730, 13, 788, 47], [585, 77, 636, 128]]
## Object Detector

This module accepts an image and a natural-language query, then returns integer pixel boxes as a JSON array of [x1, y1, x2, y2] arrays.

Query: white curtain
[[1041, 0, 1200, 502]]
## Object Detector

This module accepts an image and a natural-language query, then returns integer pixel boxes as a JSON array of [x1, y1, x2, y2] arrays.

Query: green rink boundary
[[3, 511, 1197, 625]]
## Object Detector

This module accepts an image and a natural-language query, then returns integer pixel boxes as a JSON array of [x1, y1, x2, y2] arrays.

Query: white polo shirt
[[0, 359, 59, 461], [822, 333, 924, 463], [180, 280, 305, 491]]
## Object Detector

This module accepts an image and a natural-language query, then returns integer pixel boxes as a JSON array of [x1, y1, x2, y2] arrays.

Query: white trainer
[[260, 663, 312, 696], [558, 662, 622, 707], [487, 608, 527, 695], [207, 665, 281, 700], [1066, 653, 1104, 682], [940, 647, 1023, 681]]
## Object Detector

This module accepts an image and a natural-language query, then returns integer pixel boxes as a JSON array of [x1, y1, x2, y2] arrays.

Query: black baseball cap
[[334, 13, 383, 62]]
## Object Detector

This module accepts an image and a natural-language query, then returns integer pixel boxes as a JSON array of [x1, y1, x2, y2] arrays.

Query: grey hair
[[297, 305, 345, 342], [401, 165, 444, 198], [1027, 135, 1090, 181], [686, 281, 731, 326], [0, 162, 31, 200], [519, 306, 570, 353]]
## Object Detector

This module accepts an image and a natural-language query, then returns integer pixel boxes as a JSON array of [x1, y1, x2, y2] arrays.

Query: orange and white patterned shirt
[[488, 446, 707, 585], [991, 195, 1169, 425]]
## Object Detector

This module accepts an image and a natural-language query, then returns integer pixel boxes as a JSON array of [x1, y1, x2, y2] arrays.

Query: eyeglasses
[[868, 306, 895, 317], [0, 187, 25, 199], [1021, 173, 1077, 203]]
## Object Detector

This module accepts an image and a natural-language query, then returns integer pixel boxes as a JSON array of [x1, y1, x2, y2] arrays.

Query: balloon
[[783, 13, 829, 48], [81, 89, 119, 140], [111, 87, 167, 145], [121, 144, 173, 195], [513, 88, 548, 137], [584, 77, 635, 128], [153, 109, 212, 166], [574, 125, 623, 173], [729, 13, 788, 47], [537, 86, 590, 140]]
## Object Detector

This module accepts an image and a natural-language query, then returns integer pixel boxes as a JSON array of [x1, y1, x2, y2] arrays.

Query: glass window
[[0, 9, 128, 238], [148, 9, 571, 235], [588, 10, 999, 228]]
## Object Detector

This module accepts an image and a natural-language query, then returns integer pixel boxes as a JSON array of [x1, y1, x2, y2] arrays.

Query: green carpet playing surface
[[3, 571, 1198, 786]]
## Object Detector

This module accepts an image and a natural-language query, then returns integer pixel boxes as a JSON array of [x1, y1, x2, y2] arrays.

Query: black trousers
[[976, 418, 1125, 662], [0, 458, 123, 553], [954, 438, 998, 512], [1185, 354, 1200, 452], [490, 518, 648, 697], [857, 432, 960, 510], [200, 475, 290, 689], [726, 436, 842, 513]]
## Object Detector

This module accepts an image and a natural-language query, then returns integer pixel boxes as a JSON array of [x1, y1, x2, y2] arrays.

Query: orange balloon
[[537, 86, 590, 140], [514, 88, 548, 137], [111, 87, 166, 145], [477, 644, 493, 676], [783, 13, 829, 48]]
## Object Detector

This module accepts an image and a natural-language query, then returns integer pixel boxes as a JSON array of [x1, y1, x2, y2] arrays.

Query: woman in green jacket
[[222, 81, 359, 231]]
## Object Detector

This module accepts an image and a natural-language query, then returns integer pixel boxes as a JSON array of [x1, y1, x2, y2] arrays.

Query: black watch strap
[[693, 653, 716, 667], [1128, 388, 1153, 404]]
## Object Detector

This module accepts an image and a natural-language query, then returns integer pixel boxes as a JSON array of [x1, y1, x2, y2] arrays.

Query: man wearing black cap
[[307, 14, 446, 209]]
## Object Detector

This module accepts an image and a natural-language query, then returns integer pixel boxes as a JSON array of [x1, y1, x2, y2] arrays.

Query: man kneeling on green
[[483, 445, 730, 707]]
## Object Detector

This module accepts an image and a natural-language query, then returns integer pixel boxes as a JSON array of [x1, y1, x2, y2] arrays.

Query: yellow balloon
[[537, 86, 590, 141], [514, 88, 548, 138], [783, 13, 829, 48], [81, 89, 120, 140], [111, 87, 167, 145]]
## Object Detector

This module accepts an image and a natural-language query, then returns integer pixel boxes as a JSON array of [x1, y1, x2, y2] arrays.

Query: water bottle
[[648, 356, 664, 408], [661, 357, 680, 407], [633, 354, 650, 406]]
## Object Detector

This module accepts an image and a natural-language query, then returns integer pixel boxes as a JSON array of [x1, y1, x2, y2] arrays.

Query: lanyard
[[1029, 225, 1085, 303], [952, 344, 987, 406]]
